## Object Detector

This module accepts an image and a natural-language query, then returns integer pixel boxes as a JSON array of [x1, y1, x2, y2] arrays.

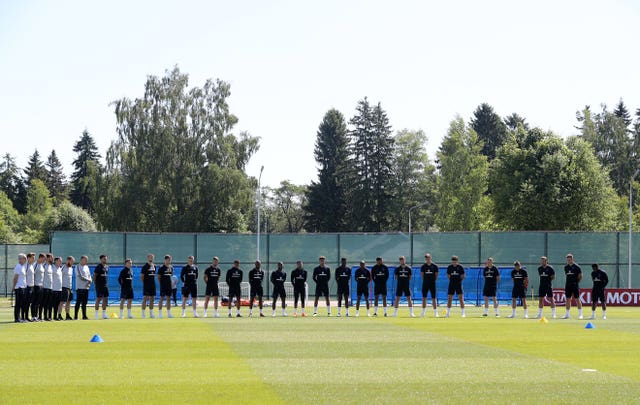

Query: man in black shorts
[[371, 257, 389, 317], [203, 256, 221, 318], [393, 256, 414, 317], [335, 257, 351, 317], [563, 253, 583, 319], [446, 256, 466, 318], [93, 254, 109, 320], [291, 260, 307, 317], [157, 255, 174, 318], [482, 257, 500, 317], [140, 254, 157, 318], [313, 256, 331, 317], [420, 253, 439, 317], [536, 256, 556, 319], [354, 260, 371, 317], [248, 260, 265, 317], [590, 263, 609, 319], [226, 260, 243, 317], [180, 255, 199, 318], [508, 261, 528, 318], [118, 258, 134, 319], [270, 262, 287, 317]]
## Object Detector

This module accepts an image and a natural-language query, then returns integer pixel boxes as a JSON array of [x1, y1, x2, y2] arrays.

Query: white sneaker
[[603, 315, 607, 320], [150, 313, 155, 319], [578, 315, 584, 320], [507, 314, 515, 318], [461, 314, 466, 318], [410, 313, 416, 318], [355, 313, 359, 317], [562, 314, 569, 319], [203, 313, 208, 318], [535, 314, 541, 319], [168, 312, 173, 318], [524, 314, 528, 319], [193, 312, 199, 318], [337, 312, 341, 317], [589, 315, 596, 320]]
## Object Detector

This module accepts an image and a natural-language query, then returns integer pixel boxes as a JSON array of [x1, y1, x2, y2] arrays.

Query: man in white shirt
[[33, 253, 46, 321], [61, 256, 75, 320], [52, 257, 64, 321], [25, 253, 36, 321], [12, 254, 27, 323], [74, 255, 91, 320]]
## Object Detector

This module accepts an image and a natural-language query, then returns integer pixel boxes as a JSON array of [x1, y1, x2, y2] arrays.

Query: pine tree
[[71, 130, 101, 212], [24, 150, 47, 185], [614, 99, 632, 129], [0, 153, 27, 213], [45, 149, 68, 203], [470, 103, 507, 160]]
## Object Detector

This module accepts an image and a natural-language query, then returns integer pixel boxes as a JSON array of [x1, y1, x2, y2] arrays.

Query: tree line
[[1, 67, 639, 243]]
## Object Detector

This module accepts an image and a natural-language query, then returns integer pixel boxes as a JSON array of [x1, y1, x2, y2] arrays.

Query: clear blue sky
[[1, 0, 639, 187]]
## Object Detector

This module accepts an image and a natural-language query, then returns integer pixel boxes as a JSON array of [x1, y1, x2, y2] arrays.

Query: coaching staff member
[[226, 260, 243, 317], [271, 262, 287, 317]]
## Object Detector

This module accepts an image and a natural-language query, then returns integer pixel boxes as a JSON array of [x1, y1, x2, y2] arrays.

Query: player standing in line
[[354, 260, 371, 317], [508, 261, 528, 318], [74, 255, 91, 320], [157, 255, 175, 318], [313, 256, 331, 316], [482, 257, 500, 317], [181, 256, 199, 318], [32, 253, 46, 321], [535, 256, 556, 319], [60, 256, 75, 320], [140, 254, 157, 319], [248, 260, 265, 317], [118, 258, 135, 319], [171, 274, 179, 306], [590, 263, 609, 319], [291, 260, 307, 317], [42, 253, 54, 321], [371, 257, 389, 317], [420, 253, 439, 317], [393, 256, 414, 317], [335, 257, 351, 317], [203, 256, 221, 318], [446, 256, 466, 318], [93, 254, 109, 320], [12, 254, 27, 323], [226, 260, 243, 317], [24, 253, 35, 322], [52, 256, 63, 321], [563, 253, 583, 319], [270, 262, 287, 317]]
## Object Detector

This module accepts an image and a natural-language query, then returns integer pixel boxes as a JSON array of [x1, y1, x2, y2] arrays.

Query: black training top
[[591, 269, 609, 289], [335, 265, 351, 286], [538, 265, 555, 287], [141, 263, 156, 288], [511, 268, 528, 288], [226, 267, 243, 288], [248, 268, 264, 287], [395, 265, 412, 285], [371, 264, 389, 285], [291, 268, 307, 288], [271, 270, 286, 288], [94, 263, 108, 289], [313, 266, 331, 286], [447, 265, 465, 284], [204, 266, 221, 286], [483, 266, 499, 288], [158, 265, 174, 290], [355, 268, 371, 287], [564, 263, 582, 285], [181, 264, 198, 285], [421, 263, 439, 284], [118, 267, 133, 290]]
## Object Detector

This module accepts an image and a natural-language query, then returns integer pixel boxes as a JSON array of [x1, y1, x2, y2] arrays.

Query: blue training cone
[[585, 322, 595, 329], [90, 334, 104, 343]]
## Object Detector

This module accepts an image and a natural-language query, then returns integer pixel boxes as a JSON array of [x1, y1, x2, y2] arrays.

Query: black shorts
[[483, 285, 496, 297], [52, 290, 61, 303], [143, 285, 156, 297], [422, 283, 436, 298], [356, 286, 369, 297], [512, 285, 526, 299], [315, 284, 329, 298], [337, 284, 350, 296], [565, 284, 580, 298], [538, 284, 553, 298], [272, 287, 286, 300], [205, 284, 219, 297], [250, 285, 263, 298], [228, 286, 242, 299], [448, 283, 463, 296], [374, 283, 387, 296], [396, 283, 411, 297], [592, 288, 606, 303], [293, 287, 305, 298], [121, 287, 134, 300], [96, 287, 109, 298], [182, 284, 197, 298], [160, 287, 172, 297], [60, 287, 73, 302]]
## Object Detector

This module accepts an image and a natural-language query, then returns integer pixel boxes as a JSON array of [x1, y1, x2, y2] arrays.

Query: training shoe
[[313, 313, 318, 317], [461, 314, 466, 318], [495, 314, 500, 317], [562, 314, 569, 319], [355, 313, 359, 318], [167, 313, 173, 318], [410, 313, 416, 318], [482, 313, 488, 317], [272, 313, 277, 317], [589, 315, 596, 320], [293, 313, 298, 317], [524, 315, 528, 319], [535, 314, 541, 319], [337, 312, 341, 317], [507, 314, 515, 318], [228, 313, 232, 318], [236, 314, 242, 317], [194, 313, 199, 318], [603, 315, 607, 320], [373, 313, 377, 317], [384, 313, 387, 317], [578, 315, 584, 320], [301, 313, 307, 317]]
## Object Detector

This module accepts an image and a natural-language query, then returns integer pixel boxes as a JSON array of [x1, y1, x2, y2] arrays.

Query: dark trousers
[[22, 286, 33, 320], [32, 286, 43, 319], [52, 291, 61, 319], [14, 288, 25, 322], [42, 288, 52, 320], [74, 289, 89, 319], [172, 288, 177, 306]]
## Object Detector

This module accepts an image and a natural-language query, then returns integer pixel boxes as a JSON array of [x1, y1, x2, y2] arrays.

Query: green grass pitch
[[1, 301, 639, 404]]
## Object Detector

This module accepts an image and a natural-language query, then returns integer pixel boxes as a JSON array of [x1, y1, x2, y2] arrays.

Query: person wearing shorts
[[563, 253, 583, 319], [140, 254, 157, 318], [270, 262, 287, 317], [157, 255, 174, 318], [248, 260, 265, 317], [180, 256, 199, 318], [60, 256, 75, 320], [203, 257, 221, 318], [118, 258, 134, 319], [590, 263, 609, 319], [93, 254, 109, 320], [354, 260, 371, 317], [226, 260, 243, 317], [508, 261, 528, 318], [291, 261, 307, 317], [335, 258, 351, 317], [393, 256, 414, 317], [312, 256, 331, 316], [536, 256, 556, 319], [420, 253, 439, 317], [446, 256, 466, 318], [371, 257, 389, 317], [482, 257, 500, 317]]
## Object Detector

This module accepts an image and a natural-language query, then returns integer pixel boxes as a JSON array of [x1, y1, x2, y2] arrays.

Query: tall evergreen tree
[[504, 113, 529, 131], [304, 109, 350, 232], [470, 103, 507, 160], [45, 149, 67, 203], [614, 99, 632, 129], [24, 150, 47, 185], [71, 130, 102, 212], [0, 153, 27, 213]]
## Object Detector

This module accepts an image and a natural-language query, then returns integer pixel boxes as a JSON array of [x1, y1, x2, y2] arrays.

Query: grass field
[[1, 300, 639, 404]]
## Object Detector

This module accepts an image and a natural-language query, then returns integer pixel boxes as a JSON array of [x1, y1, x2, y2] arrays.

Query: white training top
[[171, 275, 178, 289], [61, 265, 74, 289], [43, 263, 53, 289], [75, 265, 91, 290], [25, 262, 35, 287], [52, 266, 63, 292], [13, 263, 26, 289], [34, 262, 45, 287]]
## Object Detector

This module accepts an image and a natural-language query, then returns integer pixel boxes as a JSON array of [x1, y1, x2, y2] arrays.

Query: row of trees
[[2, 66, 640, 242]]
